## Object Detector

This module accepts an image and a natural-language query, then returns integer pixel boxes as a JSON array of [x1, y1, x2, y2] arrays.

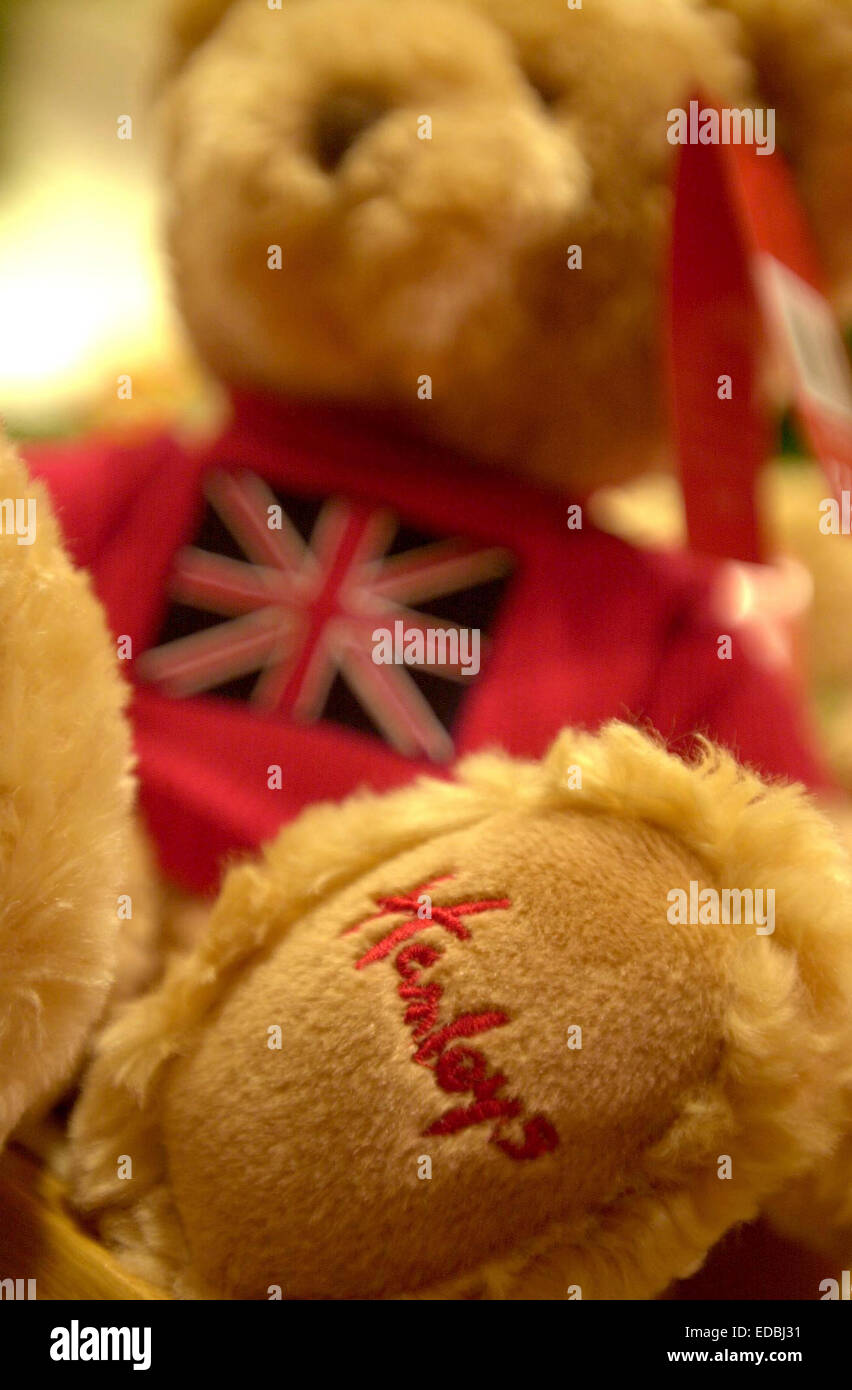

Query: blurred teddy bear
[[0, 435, 149, 1147]]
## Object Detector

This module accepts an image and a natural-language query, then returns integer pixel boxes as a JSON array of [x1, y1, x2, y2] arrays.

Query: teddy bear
[[0, 435, 153, 1148], [4, 0, 852, 1298], [66, 723, 852, 1299]]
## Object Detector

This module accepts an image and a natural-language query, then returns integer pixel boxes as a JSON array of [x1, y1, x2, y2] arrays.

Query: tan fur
[[0, 438, 137, 1143], [70, 724, 852, 1296]]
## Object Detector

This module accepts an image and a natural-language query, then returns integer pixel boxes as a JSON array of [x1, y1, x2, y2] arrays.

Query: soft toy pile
[[2, 0, 852, 1299]]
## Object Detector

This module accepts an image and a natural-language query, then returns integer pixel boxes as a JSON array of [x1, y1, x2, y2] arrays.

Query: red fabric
[[670, 121, 771, 563], [25, 391, 832, 895]]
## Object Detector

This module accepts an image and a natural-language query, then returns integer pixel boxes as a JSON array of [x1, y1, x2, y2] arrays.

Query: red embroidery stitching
[[352, 880, 510, 970], [340, 874, 454, 935], [348, 877, 558, 1162], [394, 943, 441, 979], [412, 1010, 509, 1064], [426, 1096, 522, 1137], [399, 981, 442, 1037], [493, 1114, 561, 1161]]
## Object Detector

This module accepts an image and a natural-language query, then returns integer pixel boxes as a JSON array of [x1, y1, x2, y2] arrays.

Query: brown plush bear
[[7, 0, 852, 1298], [70, 724, 852, 1299], [0, 437, 148, 1147]]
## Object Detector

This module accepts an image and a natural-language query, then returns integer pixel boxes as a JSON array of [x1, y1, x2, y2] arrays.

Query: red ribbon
[[669, 92, 852, 564]]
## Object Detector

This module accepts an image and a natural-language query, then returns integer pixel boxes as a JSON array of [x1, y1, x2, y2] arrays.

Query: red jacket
[[26, 391, 830, 894]]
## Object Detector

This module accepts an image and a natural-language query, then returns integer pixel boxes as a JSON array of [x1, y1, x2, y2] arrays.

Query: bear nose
[[313, 90, 388, 172]]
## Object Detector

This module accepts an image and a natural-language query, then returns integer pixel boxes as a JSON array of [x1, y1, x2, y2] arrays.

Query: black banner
[[2, 1298, 847, 1378]]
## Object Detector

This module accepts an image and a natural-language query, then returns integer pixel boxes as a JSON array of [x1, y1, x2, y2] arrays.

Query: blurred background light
[[0, 0, 205, 438]]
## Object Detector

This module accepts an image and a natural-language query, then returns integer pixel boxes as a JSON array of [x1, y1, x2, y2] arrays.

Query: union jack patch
[[137, 469, 515, 761]]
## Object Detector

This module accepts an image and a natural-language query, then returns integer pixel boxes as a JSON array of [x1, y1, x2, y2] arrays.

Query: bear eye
[[312, 90, 389, 173]]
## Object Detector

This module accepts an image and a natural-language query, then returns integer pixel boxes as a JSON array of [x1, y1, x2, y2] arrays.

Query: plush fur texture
[[69, 724, 852, 1297], [0, 439, 138, 1144], [156, 0, 852, 496]]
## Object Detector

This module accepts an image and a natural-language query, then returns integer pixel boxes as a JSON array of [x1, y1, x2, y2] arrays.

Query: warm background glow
[[0, 0, 209, 439]]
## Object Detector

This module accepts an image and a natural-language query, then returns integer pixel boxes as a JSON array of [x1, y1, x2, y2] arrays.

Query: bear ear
[[709, 0, 852, 309], [158, 0, 239, 81]]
